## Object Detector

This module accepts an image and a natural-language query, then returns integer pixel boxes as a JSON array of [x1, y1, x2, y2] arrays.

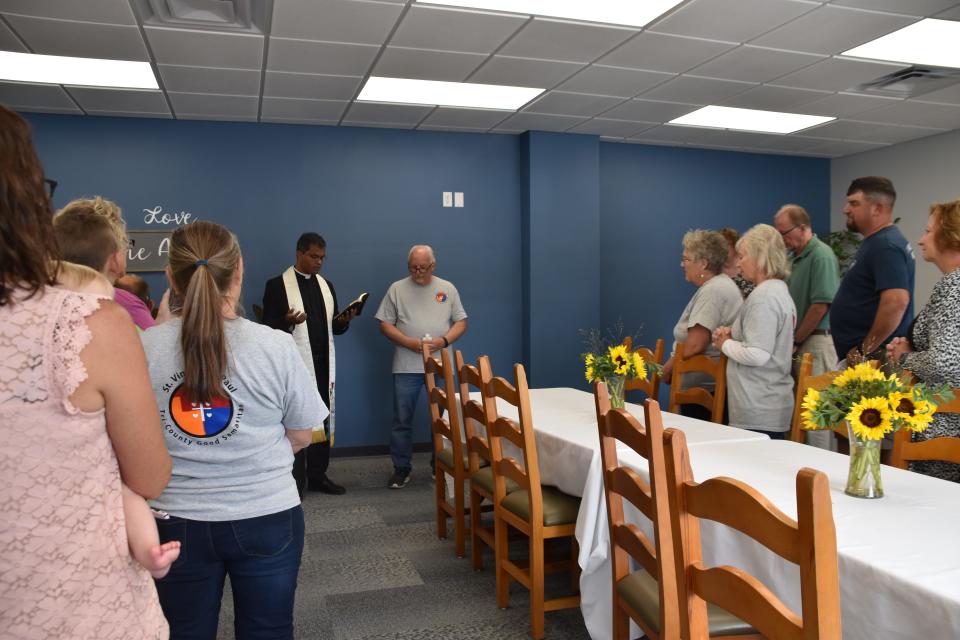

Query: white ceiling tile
[[85, 110, 172, 119], [177, 113, 258, 122], [798, 92, 901, 117], [599, 98, 697, 122], [799, 138, 892, 156], [629, 124, 723, 144], [390, 5, 527, 54], [800, 118, 945, 143], [567, 118, 654, 137], [0, 16, 27, 51], [343, 121, 418, 130], [344, 101, 433, 125], [4, 15, 149, 61], [65, 87, 168, 113], [854, 100, 960, 128], [167, 92, 259, 117], [693, 129, 781, 147], [418, 124, 489, 132], [271, 0, 403, 43], [750, 134, 839, 152], [913, 81, 960, 106], [0, 81, 78, 110], [524, 91, 623, 117], [773, 58, 904, 92], [650, 0, 818, 42], [596, 32, 736, 74], [640, 76, 754, 104], [934, 5, 960, 19], [554, 65, 673, 98], [497, 18, 636, 64], [469, 56, 583, 88], [721, 85, 829, 110], [829, 0, 959, 17], [749, 5, 916, 55], [11, 104, 83, 114], [264, 71, 362, 100], [373, 47, 487, 82], [268, 38, 379, 75], [420, 107, 511, 129], [690, 46, 824, 83], [146, 27, 264, 69], [261, 116, 339, 125], [0, 0, 136, 25], [493, 112, 587, 132], [159, 66, 261, 96], [261, 97, 348, 121]]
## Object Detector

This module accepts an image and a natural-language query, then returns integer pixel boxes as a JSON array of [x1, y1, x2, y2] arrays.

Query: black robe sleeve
[[262, 276, 291, 332]]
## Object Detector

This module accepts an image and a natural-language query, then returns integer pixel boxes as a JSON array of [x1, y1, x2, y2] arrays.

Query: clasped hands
[[410, 335, 444, 353], [712, 326, 732, 350]]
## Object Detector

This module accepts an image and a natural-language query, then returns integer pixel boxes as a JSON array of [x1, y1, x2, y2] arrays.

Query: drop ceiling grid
[[0, 0, 954, 155]]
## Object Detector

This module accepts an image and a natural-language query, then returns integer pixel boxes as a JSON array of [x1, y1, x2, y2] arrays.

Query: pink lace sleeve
[[47, 290, 110, 412]]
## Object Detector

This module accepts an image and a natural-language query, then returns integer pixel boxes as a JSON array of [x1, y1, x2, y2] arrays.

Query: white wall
[[831, 128, 960, 308]]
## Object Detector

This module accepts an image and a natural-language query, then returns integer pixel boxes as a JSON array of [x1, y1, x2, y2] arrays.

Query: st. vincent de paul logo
[[160, 372, 244, 445]]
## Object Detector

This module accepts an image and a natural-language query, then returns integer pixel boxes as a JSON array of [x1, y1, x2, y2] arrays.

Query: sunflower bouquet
[[581, 323, 661, 409], [801, 361, 952, 497]]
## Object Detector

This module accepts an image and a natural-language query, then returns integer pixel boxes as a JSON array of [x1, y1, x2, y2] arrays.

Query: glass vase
[[845, 421, 884, 499], [606, 375, 625, 410]]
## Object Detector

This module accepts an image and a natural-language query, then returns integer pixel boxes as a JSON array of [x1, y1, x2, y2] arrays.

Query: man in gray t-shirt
[[375, 245, 468, 489]]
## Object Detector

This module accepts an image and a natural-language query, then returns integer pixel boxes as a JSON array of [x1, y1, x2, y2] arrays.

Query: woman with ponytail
[[141, 220, 327, 639]]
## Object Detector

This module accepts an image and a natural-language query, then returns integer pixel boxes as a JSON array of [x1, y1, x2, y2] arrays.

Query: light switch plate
[[442, 192, 453, 207], [454, 192, 464, 208]]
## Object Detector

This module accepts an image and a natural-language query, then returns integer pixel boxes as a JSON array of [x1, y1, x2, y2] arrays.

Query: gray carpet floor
[[214, 453, 593, 639]]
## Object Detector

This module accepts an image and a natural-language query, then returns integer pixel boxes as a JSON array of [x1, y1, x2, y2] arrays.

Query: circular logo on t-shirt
[[435, 291, 447, 303], [168, 384, 234, 438]]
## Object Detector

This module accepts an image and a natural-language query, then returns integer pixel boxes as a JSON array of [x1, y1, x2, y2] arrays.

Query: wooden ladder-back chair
[[594, 383, 756, 640], [623, 336, 666, 402], [422, 344, 470, 558], [890, 388, 960, 470], [668, 341, 727, 423], [454, 351, 513, 571], [663, 429, 842, 640], [484, 361, 581, 640]]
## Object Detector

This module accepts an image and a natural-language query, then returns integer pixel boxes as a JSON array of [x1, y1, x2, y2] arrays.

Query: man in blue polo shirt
[[830, 176, 914, 364]]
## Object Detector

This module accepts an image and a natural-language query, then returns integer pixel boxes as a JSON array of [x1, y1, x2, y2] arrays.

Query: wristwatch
[[441, 336, 450, 348]]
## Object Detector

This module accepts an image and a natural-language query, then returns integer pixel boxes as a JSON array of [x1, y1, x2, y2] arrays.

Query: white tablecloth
[[469, 388, 960, 640]]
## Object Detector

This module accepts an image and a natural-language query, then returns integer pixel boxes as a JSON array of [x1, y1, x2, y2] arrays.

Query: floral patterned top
[[904, 267, 960, 482], [0, 287, 168, 639]]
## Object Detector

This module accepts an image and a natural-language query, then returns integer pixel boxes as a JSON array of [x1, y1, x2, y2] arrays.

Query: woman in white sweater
[[713, 224, 797, 439]]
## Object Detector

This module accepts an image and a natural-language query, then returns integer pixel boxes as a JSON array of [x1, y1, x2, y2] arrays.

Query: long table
[[475, 387, 960, 640]]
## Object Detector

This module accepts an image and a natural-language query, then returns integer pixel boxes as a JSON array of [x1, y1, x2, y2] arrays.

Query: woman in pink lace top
[[0, 106, 173, 639]]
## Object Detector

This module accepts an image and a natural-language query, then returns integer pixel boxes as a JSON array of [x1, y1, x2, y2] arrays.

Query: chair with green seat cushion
[[484, 360, 581, 640], [423, 344, 471, 558], [455, 351, 501, 571], [594, 382, 759, 640]]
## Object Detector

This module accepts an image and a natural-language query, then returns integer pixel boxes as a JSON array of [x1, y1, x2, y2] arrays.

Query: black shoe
[[388, 469, 411, 489], [309, 475, 346, 495]]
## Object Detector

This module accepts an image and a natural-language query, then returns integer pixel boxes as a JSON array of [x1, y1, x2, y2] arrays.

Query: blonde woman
[[141, 221, 327, 638], [713, 224, 797, 438]]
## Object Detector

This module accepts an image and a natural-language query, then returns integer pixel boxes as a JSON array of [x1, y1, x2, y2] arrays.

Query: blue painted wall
[[28, 114, 523, 449], [598, 142, 831, 397], [25, 112, 830, 446]]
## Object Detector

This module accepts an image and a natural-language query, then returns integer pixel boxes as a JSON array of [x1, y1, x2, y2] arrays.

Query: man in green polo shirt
[[774, 204, 840, 449]]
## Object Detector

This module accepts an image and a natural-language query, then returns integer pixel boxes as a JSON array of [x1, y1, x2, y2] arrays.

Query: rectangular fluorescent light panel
[[415, 0, 683, 28], [668, 106, 835, 134], [0, 51, 159, 89], [357, 76, 543, 110], [843, 19, 960, 69]]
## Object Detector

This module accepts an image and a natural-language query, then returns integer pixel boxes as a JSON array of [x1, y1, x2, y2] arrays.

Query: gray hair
[[775, 203, 811, 228], [408, 244, 435, 263], [682, 230, 729, 276], [737, 223, 791, 280]]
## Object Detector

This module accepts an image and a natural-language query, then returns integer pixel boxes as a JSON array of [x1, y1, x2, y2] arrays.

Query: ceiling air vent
[[132, 0, 272, 35], [851, 65, 960, 99]]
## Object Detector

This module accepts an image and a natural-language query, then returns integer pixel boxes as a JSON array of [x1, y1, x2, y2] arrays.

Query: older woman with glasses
[[887, 199, 960, 482], [713, 224, 796, 439], [662, 229, 743, 421]]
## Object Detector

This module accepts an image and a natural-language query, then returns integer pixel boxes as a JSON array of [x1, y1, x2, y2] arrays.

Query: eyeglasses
[[779, 225, 800, 237], [408, 263, 434, 274], [44, 178, 57, 200]]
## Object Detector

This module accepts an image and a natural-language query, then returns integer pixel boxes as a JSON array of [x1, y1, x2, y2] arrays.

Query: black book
[[334, 292, 369, 323]]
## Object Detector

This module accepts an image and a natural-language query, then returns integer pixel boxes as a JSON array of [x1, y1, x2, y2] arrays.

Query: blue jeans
[[390, 373, 426, 472], [155, 505, 305, 640]]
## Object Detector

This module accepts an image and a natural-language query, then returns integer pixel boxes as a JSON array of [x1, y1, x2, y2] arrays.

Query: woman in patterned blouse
[[887, 199, 960, 482]]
